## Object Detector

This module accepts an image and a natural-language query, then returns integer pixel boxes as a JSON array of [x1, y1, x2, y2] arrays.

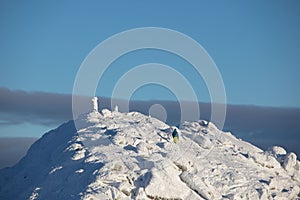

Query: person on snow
[[172, 127, 179, 144]]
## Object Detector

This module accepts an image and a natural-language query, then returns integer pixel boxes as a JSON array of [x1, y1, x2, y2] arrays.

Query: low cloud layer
[[0, 87, 72, 126], [0, 87, 300, 157]]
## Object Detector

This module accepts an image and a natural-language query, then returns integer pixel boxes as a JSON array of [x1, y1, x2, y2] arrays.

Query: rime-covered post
[[92, 97, 98, 112], [114, 105, 119, 112]]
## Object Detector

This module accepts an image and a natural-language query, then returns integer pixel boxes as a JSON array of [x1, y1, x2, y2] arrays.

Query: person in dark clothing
[[172, 128, 179, 144]]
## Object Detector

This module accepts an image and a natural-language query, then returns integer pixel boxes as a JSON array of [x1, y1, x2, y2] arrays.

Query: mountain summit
[[0, 108, 299, 199]]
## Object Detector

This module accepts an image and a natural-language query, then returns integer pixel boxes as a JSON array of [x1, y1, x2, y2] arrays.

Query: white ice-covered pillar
[[92, 97, 98, 112], [114, 105, 119, 112]]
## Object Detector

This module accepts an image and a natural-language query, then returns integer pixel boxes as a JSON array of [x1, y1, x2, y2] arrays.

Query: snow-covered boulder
[[100, 108, 112, 117], [268, 146, 287, 156], [144, 161, 201, 199], [248, 151, 281, 169], [282, 152, 297, 172], [194, 134, 213, 149]]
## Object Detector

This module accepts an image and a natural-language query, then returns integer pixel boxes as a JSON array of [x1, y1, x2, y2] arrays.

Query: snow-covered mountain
[[0, 108, 299, 200]]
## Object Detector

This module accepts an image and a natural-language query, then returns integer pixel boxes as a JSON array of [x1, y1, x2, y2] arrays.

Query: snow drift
[[0, 109, 299, 199]]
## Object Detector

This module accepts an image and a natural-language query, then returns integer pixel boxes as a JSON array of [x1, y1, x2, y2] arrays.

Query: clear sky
[[1, 1, 300, 107]]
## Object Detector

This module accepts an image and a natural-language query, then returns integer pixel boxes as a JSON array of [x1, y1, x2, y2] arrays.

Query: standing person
[[172, 127, 179, 144]]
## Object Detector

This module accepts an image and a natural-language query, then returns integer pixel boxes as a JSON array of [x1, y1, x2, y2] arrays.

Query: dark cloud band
[[0, 87, 299, 156], [0, 87, 72, 126]]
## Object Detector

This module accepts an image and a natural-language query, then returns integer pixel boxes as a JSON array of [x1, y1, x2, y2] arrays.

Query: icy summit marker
[[114, 105, 118, 112], [92, 97, 98, 112]]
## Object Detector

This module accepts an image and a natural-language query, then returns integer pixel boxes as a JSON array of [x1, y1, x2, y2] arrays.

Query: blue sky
[[0, 1, 299, 107], [0, 1, 300, 138]]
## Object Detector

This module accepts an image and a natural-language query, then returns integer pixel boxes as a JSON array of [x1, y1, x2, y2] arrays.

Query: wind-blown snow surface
[[0, 109, 299, 199]]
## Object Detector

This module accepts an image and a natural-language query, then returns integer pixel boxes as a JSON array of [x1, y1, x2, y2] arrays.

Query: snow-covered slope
[[0, 109, 299, 200]]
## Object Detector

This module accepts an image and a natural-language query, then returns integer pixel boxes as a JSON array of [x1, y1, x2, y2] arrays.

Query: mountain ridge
[[0, 109, 299, 199]]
